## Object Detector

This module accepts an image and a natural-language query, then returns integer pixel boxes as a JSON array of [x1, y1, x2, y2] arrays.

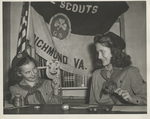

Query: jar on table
[[14, 94, 22, 108]]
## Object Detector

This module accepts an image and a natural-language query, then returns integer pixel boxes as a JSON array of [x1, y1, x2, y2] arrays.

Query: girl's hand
[[114, 88, 134, 103]]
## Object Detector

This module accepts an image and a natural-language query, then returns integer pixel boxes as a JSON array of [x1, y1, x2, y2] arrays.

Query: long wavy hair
[[94, 34, 132, 69], [9, 55, 39, 86]]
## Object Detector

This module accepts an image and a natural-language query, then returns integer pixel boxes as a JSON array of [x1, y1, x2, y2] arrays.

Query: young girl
[[89, 32, 146, 105], [9, 51, 61, 104]]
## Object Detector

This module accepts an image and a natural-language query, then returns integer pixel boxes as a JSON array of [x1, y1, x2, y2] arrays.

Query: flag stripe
[[17, 2, 29, 54], [18, 25, 27, 39], [17, 36, 26, 53]]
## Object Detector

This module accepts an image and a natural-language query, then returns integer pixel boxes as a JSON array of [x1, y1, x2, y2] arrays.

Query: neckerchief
[[100, 68, 122, 104], [18, 78, 46, 104]]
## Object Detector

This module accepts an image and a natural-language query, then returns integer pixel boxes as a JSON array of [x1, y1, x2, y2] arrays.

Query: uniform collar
[[100, 67, 123, 81], [100, 67, 122, 71]]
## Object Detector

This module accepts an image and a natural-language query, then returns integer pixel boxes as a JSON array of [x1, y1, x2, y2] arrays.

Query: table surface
[[4, 104, 147, 114]]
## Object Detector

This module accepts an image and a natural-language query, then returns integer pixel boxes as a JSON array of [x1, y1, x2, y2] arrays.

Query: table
[[4, 104, 147, 114]]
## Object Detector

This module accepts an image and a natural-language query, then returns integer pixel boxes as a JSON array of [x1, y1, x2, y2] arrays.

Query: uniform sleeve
[[129, 67, 147, 105], [89, 80, 97, 104], [89, 71, 99, 104], [9, 85, 18, 103]]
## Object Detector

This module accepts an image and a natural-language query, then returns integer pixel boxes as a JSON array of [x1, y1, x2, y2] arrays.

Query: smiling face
[[18, 61, 38, 82], [46, 60, 60, 79], [96, 43, 112, 67]]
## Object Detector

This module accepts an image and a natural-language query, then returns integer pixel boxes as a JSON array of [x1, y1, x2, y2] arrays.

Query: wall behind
[[124, 1, 146, 80], [10, 2, 22, 64], [3, 3, 10, 90]]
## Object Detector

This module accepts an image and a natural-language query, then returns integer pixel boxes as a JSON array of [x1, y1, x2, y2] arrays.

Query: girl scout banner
[[27, 2, 129, 76]]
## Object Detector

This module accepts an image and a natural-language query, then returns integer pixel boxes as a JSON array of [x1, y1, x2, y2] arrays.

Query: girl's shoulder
[[93, 67, 108, 74], [122, 66, 140, 77], [41, 79, 53, 90], [92, 69, 104, 79], [123, 66, 139, 72], [93, 69, 101, 74], [42, 79, 52, 85], [9, 83, 20, 91]]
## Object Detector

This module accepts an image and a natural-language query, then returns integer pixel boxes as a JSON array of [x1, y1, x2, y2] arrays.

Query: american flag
[[17, 2, 29, 54]]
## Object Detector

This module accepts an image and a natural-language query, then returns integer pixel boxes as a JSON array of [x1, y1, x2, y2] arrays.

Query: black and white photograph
[[2, 0, 149, 119]]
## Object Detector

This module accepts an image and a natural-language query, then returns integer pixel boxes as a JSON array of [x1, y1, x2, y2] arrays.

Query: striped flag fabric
[[16, 2, 29, 54]]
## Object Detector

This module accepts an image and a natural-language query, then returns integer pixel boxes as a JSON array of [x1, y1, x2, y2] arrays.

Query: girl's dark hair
[[9, 55, 38, 85], [15, 55, 38, 71], [94, 34, 132, 69]]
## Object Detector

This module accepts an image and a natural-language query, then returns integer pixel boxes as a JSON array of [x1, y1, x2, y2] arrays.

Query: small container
[[21, 96, 24, 106], [14, 94, 22, 108]]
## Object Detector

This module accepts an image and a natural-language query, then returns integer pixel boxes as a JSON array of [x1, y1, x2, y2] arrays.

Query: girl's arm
[[49, 78, 62, 104], [129, 67, 147, 105], [89, 71, 100, 104], [115, 67, 147, 105]]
